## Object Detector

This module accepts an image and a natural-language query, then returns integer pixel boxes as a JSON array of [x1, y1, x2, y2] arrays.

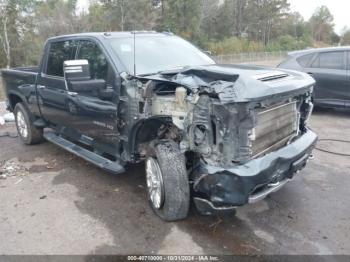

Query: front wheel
[[145, 140, 190, 221]]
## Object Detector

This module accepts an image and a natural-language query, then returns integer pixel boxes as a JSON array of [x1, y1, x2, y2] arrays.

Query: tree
[[34, 0, 84, 39], [279, 12, 306, 38], [163, 0, 202, 39], [87, 0, 159, 32], [0, 0, 40, 67], [214, 0, 240, 39], [0, 12, 11, 68], [198, 0, 221, 40], [246, 0, 290, 45], [340, 28, 350, 45], [309, 5, 334, 43], [0, 0, 18, 68]]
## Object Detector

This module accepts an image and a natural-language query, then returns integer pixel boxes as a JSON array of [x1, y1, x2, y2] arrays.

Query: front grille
[[252, 101, 298, 157]]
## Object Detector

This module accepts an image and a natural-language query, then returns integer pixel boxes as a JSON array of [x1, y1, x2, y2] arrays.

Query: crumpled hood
[[140, 64, 315, 103]]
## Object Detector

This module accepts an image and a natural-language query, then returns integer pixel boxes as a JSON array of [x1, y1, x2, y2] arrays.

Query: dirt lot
[[0, 101, 349, 255]]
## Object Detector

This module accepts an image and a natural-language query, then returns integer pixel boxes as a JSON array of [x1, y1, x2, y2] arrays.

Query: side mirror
[[69, 79, 106, 93], [63, 60, 106, 93], [63, 60, 113, 99], [64, 59, 91, 82]]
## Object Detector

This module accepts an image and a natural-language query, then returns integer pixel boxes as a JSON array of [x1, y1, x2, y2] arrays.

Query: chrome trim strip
[[257, 101, 296, 116], [193, 197, 237, 211], [63, 59, 88, 66], [248, 179, 290, 204], [41, 73, 64, 80], [253, 134, 295, 158]]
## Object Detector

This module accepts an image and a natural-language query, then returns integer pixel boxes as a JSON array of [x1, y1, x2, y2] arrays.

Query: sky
[[76, 0, 350, 35], [288, 0, 349, 34]]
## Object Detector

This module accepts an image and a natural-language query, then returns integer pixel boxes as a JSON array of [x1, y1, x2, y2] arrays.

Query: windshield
[[108, 35, 215, 75]]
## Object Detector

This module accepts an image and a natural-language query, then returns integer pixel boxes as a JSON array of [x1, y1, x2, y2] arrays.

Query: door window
[[76, 40, 109, 81], [46, 40, 77, 77], [297, 53, 314, 67], [311, 51, 344, 70]]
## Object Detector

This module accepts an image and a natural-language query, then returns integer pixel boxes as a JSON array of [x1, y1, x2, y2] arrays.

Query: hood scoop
[[252, 71, 290, 82]]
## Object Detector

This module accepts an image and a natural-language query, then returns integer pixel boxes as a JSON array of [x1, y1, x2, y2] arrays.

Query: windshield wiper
[[157, 66, 192, 76], [137, 66, 188, 77], [137, 72, 159, 77]]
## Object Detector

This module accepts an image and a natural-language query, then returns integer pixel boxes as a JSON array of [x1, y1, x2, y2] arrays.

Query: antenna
[[133, 26, 136, 76]]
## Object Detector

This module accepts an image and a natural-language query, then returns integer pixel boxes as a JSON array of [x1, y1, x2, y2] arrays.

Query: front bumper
[[193, 128, 317, 215]]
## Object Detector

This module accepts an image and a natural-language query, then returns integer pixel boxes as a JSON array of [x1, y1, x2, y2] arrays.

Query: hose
[[315, 138, 350, 157]]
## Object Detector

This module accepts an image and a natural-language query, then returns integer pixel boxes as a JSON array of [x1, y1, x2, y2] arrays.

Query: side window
[[297, 53, 314, 67], [76, 40, 109, 81], [311, 51, 344, 70], [46, 41, 76, 76]]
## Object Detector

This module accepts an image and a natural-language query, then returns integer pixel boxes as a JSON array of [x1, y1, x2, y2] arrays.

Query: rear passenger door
[[37, 40, 77, 127], [306, 51, 347, 107]]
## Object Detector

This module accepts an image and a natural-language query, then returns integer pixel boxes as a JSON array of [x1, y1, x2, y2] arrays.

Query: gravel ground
[[0, 101, 350, 256]]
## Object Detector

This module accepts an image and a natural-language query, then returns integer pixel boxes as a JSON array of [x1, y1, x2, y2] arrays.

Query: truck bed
[[1, 66, 39, 111]]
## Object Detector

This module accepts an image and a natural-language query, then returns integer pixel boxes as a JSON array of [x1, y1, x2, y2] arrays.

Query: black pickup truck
[[1, 32, 317, 221]]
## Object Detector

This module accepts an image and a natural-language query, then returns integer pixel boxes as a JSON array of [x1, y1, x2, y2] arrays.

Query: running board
[[43, 132, 125, 174]]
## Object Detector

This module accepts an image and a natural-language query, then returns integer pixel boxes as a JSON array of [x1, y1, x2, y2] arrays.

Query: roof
[[288, 46, 350, 57], [47, 31, 173, 42]]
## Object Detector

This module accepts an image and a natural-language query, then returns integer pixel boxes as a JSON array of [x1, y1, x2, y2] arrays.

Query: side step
[[43, 132, 125, 174]]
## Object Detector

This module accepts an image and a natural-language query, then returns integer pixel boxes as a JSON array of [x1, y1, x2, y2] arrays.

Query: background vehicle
[[278, 46, 350, 109], [1, 32, 317, 221]]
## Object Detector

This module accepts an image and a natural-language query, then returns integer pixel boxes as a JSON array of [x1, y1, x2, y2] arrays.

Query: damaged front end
[[129, 64, 317, 215]]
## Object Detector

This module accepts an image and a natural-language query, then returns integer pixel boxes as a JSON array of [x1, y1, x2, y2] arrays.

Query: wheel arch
[[8, 92, 25, 111], [128, 116, 174, 161]]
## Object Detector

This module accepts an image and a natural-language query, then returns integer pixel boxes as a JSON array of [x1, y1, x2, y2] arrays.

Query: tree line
[[0, 0, 349, 69]]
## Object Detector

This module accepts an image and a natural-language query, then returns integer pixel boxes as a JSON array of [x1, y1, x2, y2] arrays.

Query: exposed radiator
[[252, 101, 299, 157]]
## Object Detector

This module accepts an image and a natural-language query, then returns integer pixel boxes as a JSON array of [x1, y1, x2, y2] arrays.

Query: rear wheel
[[145, 140, 190, 221], [14, 103, 43, 145]]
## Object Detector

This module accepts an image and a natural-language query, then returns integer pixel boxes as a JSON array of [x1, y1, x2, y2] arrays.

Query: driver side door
[[67, 39, 120, 156]]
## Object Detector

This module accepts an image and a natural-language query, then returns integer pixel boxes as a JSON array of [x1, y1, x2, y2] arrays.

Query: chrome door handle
[[37, 85, 46, 89], [67, 91, 78, 96]]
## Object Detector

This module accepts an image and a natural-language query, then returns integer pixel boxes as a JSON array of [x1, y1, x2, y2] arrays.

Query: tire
[[145, 140, 190, 221], [14, 103, 43, 145]]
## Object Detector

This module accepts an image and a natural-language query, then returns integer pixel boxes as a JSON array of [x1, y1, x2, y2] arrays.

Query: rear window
[[296, 53, 314, 67], [311, 51, 344, 70]]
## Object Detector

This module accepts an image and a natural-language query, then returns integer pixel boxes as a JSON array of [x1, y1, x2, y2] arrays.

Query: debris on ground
[[14, 178, 23, 185], [3, 113, 15, 122], [0, 159, 30, 179], [46, 159, 57, 169]]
